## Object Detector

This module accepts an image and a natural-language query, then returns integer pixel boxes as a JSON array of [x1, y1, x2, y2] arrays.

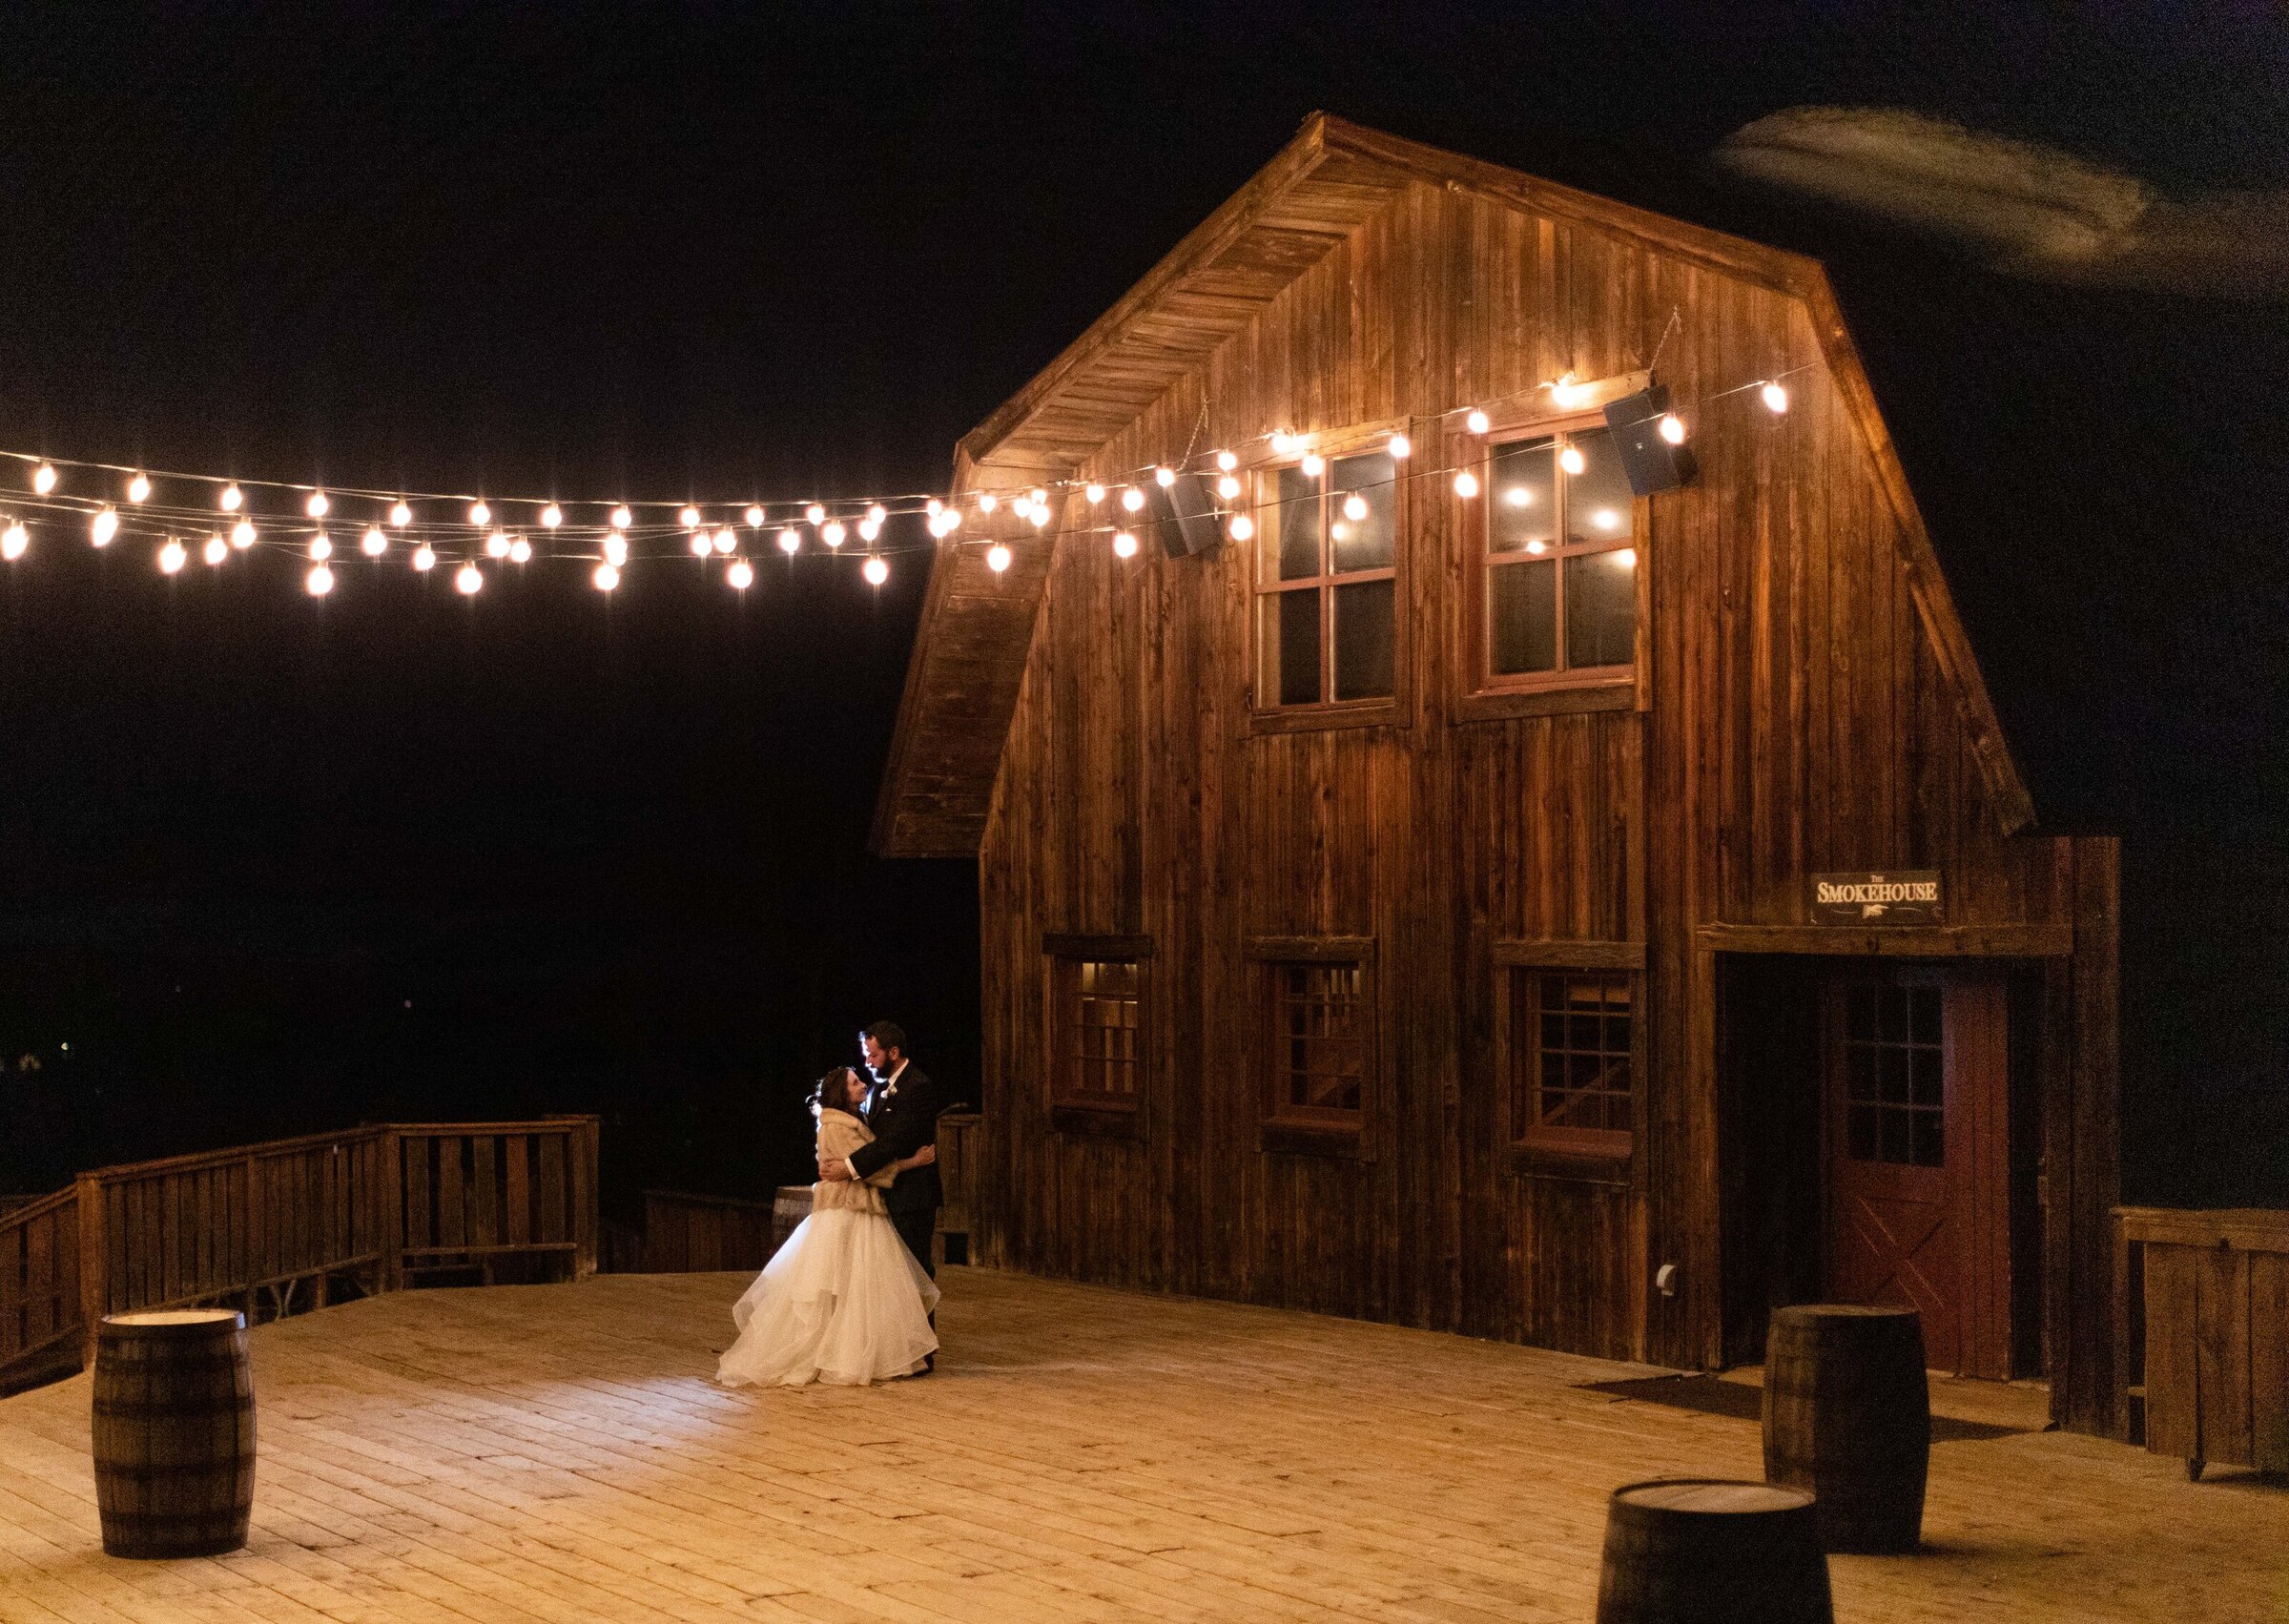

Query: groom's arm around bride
[[833, 1023, 947, 1281]]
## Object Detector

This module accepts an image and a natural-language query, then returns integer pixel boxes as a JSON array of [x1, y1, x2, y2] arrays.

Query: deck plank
[[0, 1267, 2279, 1622]]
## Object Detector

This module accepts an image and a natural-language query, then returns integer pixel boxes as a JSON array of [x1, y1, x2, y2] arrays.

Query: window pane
[[1490, 439, 1556, 554], [1264, 589, 1321, 707], [1490, 559, 1557, 674], [1565, 548, 1636, 668], [1330, 452, 1396, 572], [1270, 465, 1322, 582], [1332, 578, 1394, 700], [1565, 428, 1635, 545]]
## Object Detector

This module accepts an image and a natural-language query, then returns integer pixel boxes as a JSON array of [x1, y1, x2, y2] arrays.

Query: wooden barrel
[[1597, 1479, 1831, 1624], [771, 1186, 812, 1256], [1762, 1304, 1929, 1552], [92, 1309, 255, 1558]]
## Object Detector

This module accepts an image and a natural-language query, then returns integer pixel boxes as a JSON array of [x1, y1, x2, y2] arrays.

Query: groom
[[820, 1020, 945, 1365]]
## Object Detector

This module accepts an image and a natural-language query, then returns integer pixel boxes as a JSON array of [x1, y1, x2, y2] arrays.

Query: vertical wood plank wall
[[970, 182, 2117, 1419]]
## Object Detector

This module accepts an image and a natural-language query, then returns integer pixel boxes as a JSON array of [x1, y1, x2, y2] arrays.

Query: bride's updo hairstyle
[[808, 1065, 866, 1119]]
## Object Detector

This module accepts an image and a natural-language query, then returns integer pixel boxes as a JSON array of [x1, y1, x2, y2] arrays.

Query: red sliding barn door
[[1823, 971, 2011, 1377]]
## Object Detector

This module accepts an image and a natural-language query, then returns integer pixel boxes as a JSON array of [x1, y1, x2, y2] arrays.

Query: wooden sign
[[1811, 871, 1942, 924]]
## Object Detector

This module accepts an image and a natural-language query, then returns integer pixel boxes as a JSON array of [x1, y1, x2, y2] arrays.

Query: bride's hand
[[908, 1144, 937, 1168]]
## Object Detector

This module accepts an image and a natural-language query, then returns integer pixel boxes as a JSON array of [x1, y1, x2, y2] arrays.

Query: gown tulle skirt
[[715, 1207, 939, 1388]]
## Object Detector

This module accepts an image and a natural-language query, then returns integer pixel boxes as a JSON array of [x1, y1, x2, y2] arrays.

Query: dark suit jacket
[[846, 1062, 944, 1216]]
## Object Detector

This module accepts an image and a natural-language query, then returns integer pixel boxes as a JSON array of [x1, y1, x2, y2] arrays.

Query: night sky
[[3, 4, 2284, 1210]]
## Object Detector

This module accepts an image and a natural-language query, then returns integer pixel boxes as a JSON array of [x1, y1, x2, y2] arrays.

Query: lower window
[[1267, 959, 1369, 1130], [1510, 969, 1635, 1160], [1046, 939, 1149, 1133]]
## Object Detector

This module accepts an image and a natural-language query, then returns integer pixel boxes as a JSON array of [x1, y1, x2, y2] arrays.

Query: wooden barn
[[874, 114, 2124, 1436]]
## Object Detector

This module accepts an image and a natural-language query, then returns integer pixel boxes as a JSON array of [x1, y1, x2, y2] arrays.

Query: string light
[[805, 503, 827, 524], [1216, 451, 1237, 473], [926, 498, 943, 517], [309, 534, 334, 561], [1, 523, 25, 561], [231, 519, 257, 549], [1153, 465, 1176, 488], [468, 501, 491, 527], [1760, 380, 1789, 414], [726, 559, 754, 590], [603, 532, 629, 566], [1085, 483, 1105, 504], [1616, 546, 1638, 567], [541, 504, 564, 529], [1550, 374, 1582, 409], [976, 492, 998, 514], [1269, 432, 1298, 456], [867, 504, 887, 527], [986, 543, 1013, 573], [689, 531, 713, 557], [1026, 506, 1048, 529], [610, 504, 633, 530], [1029, 488, 1047, 507], [1120, 486, 1144, 513], [592, 562, 620, 592], [1558, 444, 1586, 475], [486, 529, 513, 560], [202, 535, 227, 566], [91, 508, 119, 546], [777, 526, 801, 555], [305, 491, 330, 519], [822, 520, 847, 547], [157, 538, 186, 574], [1217, 474, 1241, 501], [222, 484, 245, 513], [509, 537, 533, 565], [413, 544, 438, 572], [858, 516, 882, 544], [361, 524, 387, 557], [862, 556, 889, 586], [455, 562, 483, 595], [1228, 513, 1255, 542], [1659, 414, 1687, 444], [1112, 530, 1138, 558], [306, 563, 334, 596], [1300, 452, 1325, 478], [1387, 433, 1411, 460], [127, 472, 152, 504], [390, 500, 412, 527], [1466, 409, 1491, 435], [1341, 493, 1370, 523], [744, 504, 765, 528], [679, 504, 703, 530], [1454, 470, 1480, 499], [710, 526, 736, 555], [31, 464, 57, 495]]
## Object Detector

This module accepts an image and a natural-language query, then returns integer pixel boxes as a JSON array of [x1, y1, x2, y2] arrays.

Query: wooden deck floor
[[0, 1267, 2280, 1622]]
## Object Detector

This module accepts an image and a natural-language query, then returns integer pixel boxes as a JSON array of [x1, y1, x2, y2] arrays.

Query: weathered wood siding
[[968, 180, 2116, 1413]]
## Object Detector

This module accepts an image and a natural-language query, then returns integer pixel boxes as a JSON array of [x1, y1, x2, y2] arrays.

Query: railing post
[[571, 1117, 599, 1280], [378, 1126, 405, 1294], [74, 1172, 105, 1369]]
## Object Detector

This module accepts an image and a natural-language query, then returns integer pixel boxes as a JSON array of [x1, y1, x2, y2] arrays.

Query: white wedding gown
[[715, 1110, 939, 1388]]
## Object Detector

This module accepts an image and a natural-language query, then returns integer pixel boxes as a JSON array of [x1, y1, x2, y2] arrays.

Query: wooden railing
[[0, 1118, 598, 1387]]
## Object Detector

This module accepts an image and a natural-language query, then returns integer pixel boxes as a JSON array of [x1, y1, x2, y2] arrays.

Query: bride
[[715, 1066, 939, 1388]]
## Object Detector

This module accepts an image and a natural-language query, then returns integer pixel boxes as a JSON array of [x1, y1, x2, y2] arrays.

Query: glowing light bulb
[[1454, 470, 1480, 499], [805, 503, 827, 524], [412, 544, 438, 572], [509, 537, 533, 564], [231, 519, 257, 548], [1215, 451, 1237, 474], [127, 472, 152, 504], [986, 543, 1012, 574], [858, 518, 882, 544], [711, 527, 736, 555], [1659, 414, 1687, 444], [603, 532, 629, 566], [938, 508, 960, 534], [1026, 506, 1049, 530], [1558, 444, 1586, 475], [0, 523, 25, 561], [976, 492, 998, 514], [1504, 485, 1534, 508], [455, 562, 483, 595], [309, 534, 333, 561], [1300, 453, 1325, 478], [541, 503, 563, 529], [468, 501, 491, 527], [777, 526, 801, 555], [1153, 466, 1176, 488], [91, 508, 119, 546], [1217, 475, 1241, 501], [1120, 486, 1144, 513], [1112, 530, 1138, 558], [305, 491, 330, 519], [1342, 493, 1369, 523], [306, 563, 334, 596], [689, 531, 712, 557], [203, 534, 227, 566], [1269, 432, 1297, 456], [862, 555, 889, 586], [822, 520, 848, 547], [1387, 433, 1411, 460], [867, 504, 886, 525], [1614, 547, 1637, 567], [361, 525, 387, 557], [679, 504, 702, 530], [1466, 409, 1491, 435], [221, 483, 245, 513], [1012, 497, 1034, 522], [485, 529, 512, 559], [1761, 380, 1789, 414], [1084, 483, 1105, 504], [1525, 538, 1547, 555], [390, 500, 412, 527], [158, 538, 186, 574], [610, 504, 633, 529], [744, 504, 765, 529], [926, 497, 943, 517], [726, 559, 754, 590], [31, 463, 57, 495], [592, 562, 620, 591], [1228, 513, 1255, 542], [1030, 488, 1047, 507], [1592, 507, 1620, 530], [1550, 374, 1581, 409]]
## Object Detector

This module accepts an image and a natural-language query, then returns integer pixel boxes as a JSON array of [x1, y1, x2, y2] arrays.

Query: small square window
[[1050, 952, 1145, 1117], [1510, 970, 1634, 1159]]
